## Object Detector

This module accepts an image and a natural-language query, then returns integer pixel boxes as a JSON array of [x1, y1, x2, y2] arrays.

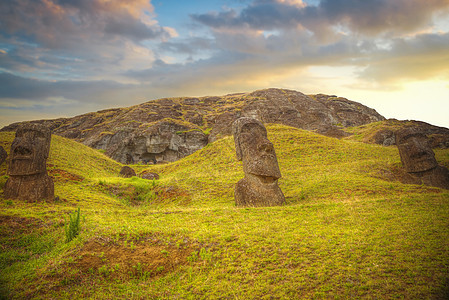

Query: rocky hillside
[[0, 87, 437, 164], [344, 119, 449, 148]]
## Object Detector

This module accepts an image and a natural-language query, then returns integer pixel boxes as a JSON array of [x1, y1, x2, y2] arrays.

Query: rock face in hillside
[[0, 88, 387, 164], [233, 118, 285, 207], [208, 90, 385, 142], [0, 146, 6, 166], [4, 124, 54, 201], [396, 127, 449, 189], [352, 119, 449, 148]]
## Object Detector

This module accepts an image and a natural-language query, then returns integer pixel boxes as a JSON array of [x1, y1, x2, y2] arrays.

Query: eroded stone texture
[[119, 166, 136, 178], [233, 118, 285, 206], [140, 171, 159, 180], [4, 124, 54, 201], [1, 88, 389, 164], [0, 146, 7, 165], [396, 127, 449, 189]]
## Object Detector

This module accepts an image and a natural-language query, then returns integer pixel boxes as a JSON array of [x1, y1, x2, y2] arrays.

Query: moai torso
[[5, 124, 54, 201], [396, 127, 449, 189], [233, 118, 285, 206]]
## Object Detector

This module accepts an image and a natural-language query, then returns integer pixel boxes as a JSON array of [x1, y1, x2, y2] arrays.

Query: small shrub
[[65, 207, 81, 243]]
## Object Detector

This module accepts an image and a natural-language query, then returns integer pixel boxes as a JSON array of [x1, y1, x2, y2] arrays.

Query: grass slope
[[1, 125, 449, 299]]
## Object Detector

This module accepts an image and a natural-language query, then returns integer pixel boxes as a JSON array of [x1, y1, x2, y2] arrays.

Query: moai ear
[[232, 119, 243, 161]]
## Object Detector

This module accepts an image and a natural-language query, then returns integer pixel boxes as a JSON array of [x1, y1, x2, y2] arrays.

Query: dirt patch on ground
[[25, 235, 215, 297], [0, 216, 44, 238], [155, 185, 190, 204], [48, 168, 84, 182], [104, 183, 191, 206], [66, 236, 197, 282]]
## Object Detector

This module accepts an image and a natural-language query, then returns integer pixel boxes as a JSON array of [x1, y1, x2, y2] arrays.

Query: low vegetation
[[1, 125, 448, 299]]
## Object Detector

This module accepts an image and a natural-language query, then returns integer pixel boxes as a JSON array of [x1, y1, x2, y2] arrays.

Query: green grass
[[1, 125, 449, 299], [343, 119, 415, 143]]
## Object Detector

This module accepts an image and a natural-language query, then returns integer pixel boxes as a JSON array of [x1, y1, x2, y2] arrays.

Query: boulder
[[119, 166, 136, 178], [141, 172, 160, 180]]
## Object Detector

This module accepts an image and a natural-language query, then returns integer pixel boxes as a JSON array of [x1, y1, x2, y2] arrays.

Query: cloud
[[0, 72, 134, 106], [0, 0, 172, 49], [1, 0, 449, 130], [317, 0, 449, 36], [358, 32, 449, 83], [0, 0, 176, 81], [192, 0, 449, 38], [184, 0, 449, 89]]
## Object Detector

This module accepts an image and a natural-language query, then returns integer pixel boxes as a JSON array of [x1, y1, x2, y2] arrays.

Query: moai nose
[[14, 145, 32, 156], [258, 140, 274, 153]]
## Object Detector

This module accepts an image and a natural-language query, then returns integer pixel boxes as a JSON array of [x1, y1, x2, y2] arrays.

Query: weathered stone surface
[[0, 145, 6, 165], [141, 172, 160, 180], [119, 166, 136, 178], [233, 118, 285, 207], [396, 127, 438, 173], [103, 122, 209, 164], [4, 124, 54, 201], [415, 166, 449, 189], [396, 127, 449, 189], [350, 119, 449, 148], [4, 174, 55, 201], [0, 88, 391, 164]]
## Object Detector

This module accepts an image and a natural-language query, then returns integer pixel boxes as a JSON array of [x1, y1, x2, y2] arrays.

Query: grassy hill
[[1, 125, 449, 299]]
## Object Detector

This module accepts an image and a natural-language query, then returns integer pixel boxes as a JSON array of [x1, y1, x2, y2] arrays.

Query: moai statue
[[396, 127, 449, 189], [0, 145, 7, 166], [233, 117, 286, 206], [4, 124, 55, 201]]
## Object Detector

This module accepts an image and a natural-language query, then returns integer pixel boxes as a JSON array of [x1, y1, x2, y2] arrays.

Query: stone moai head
[[395, 127, 438, 173], [8, 124, 52, 176], [233, 117, 281, 180]]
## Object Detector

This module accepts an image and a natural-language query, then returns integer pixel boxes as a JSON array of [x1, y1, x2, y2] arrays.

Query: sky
[[1, 0, 449, 129]]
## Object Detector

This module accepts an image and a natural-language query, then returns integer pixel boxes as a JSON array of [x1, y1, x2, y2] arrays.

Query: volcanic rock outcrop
[[0, 88, 390, 164], [4, 124, 54, 201], [396, 127, 449, 189], [233, 118, 285, 207], [347, 119, 449, 148]]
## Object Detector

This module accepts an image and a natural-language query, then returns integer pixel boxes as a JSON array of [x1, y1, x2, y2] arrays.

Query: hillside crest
[[1, 88, 447, 164]]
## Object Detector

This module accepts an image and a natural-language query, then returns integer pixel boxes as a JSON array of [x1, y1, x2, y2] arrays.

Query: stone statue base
[[235, 174, 285, 207], [4, 173, 54, 201], [407, 166, 449, 190]]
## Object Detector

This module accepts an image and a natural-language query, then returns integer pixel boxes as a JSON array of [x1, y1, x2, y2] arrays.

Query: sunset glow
[[1, 0, 448, 128]]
